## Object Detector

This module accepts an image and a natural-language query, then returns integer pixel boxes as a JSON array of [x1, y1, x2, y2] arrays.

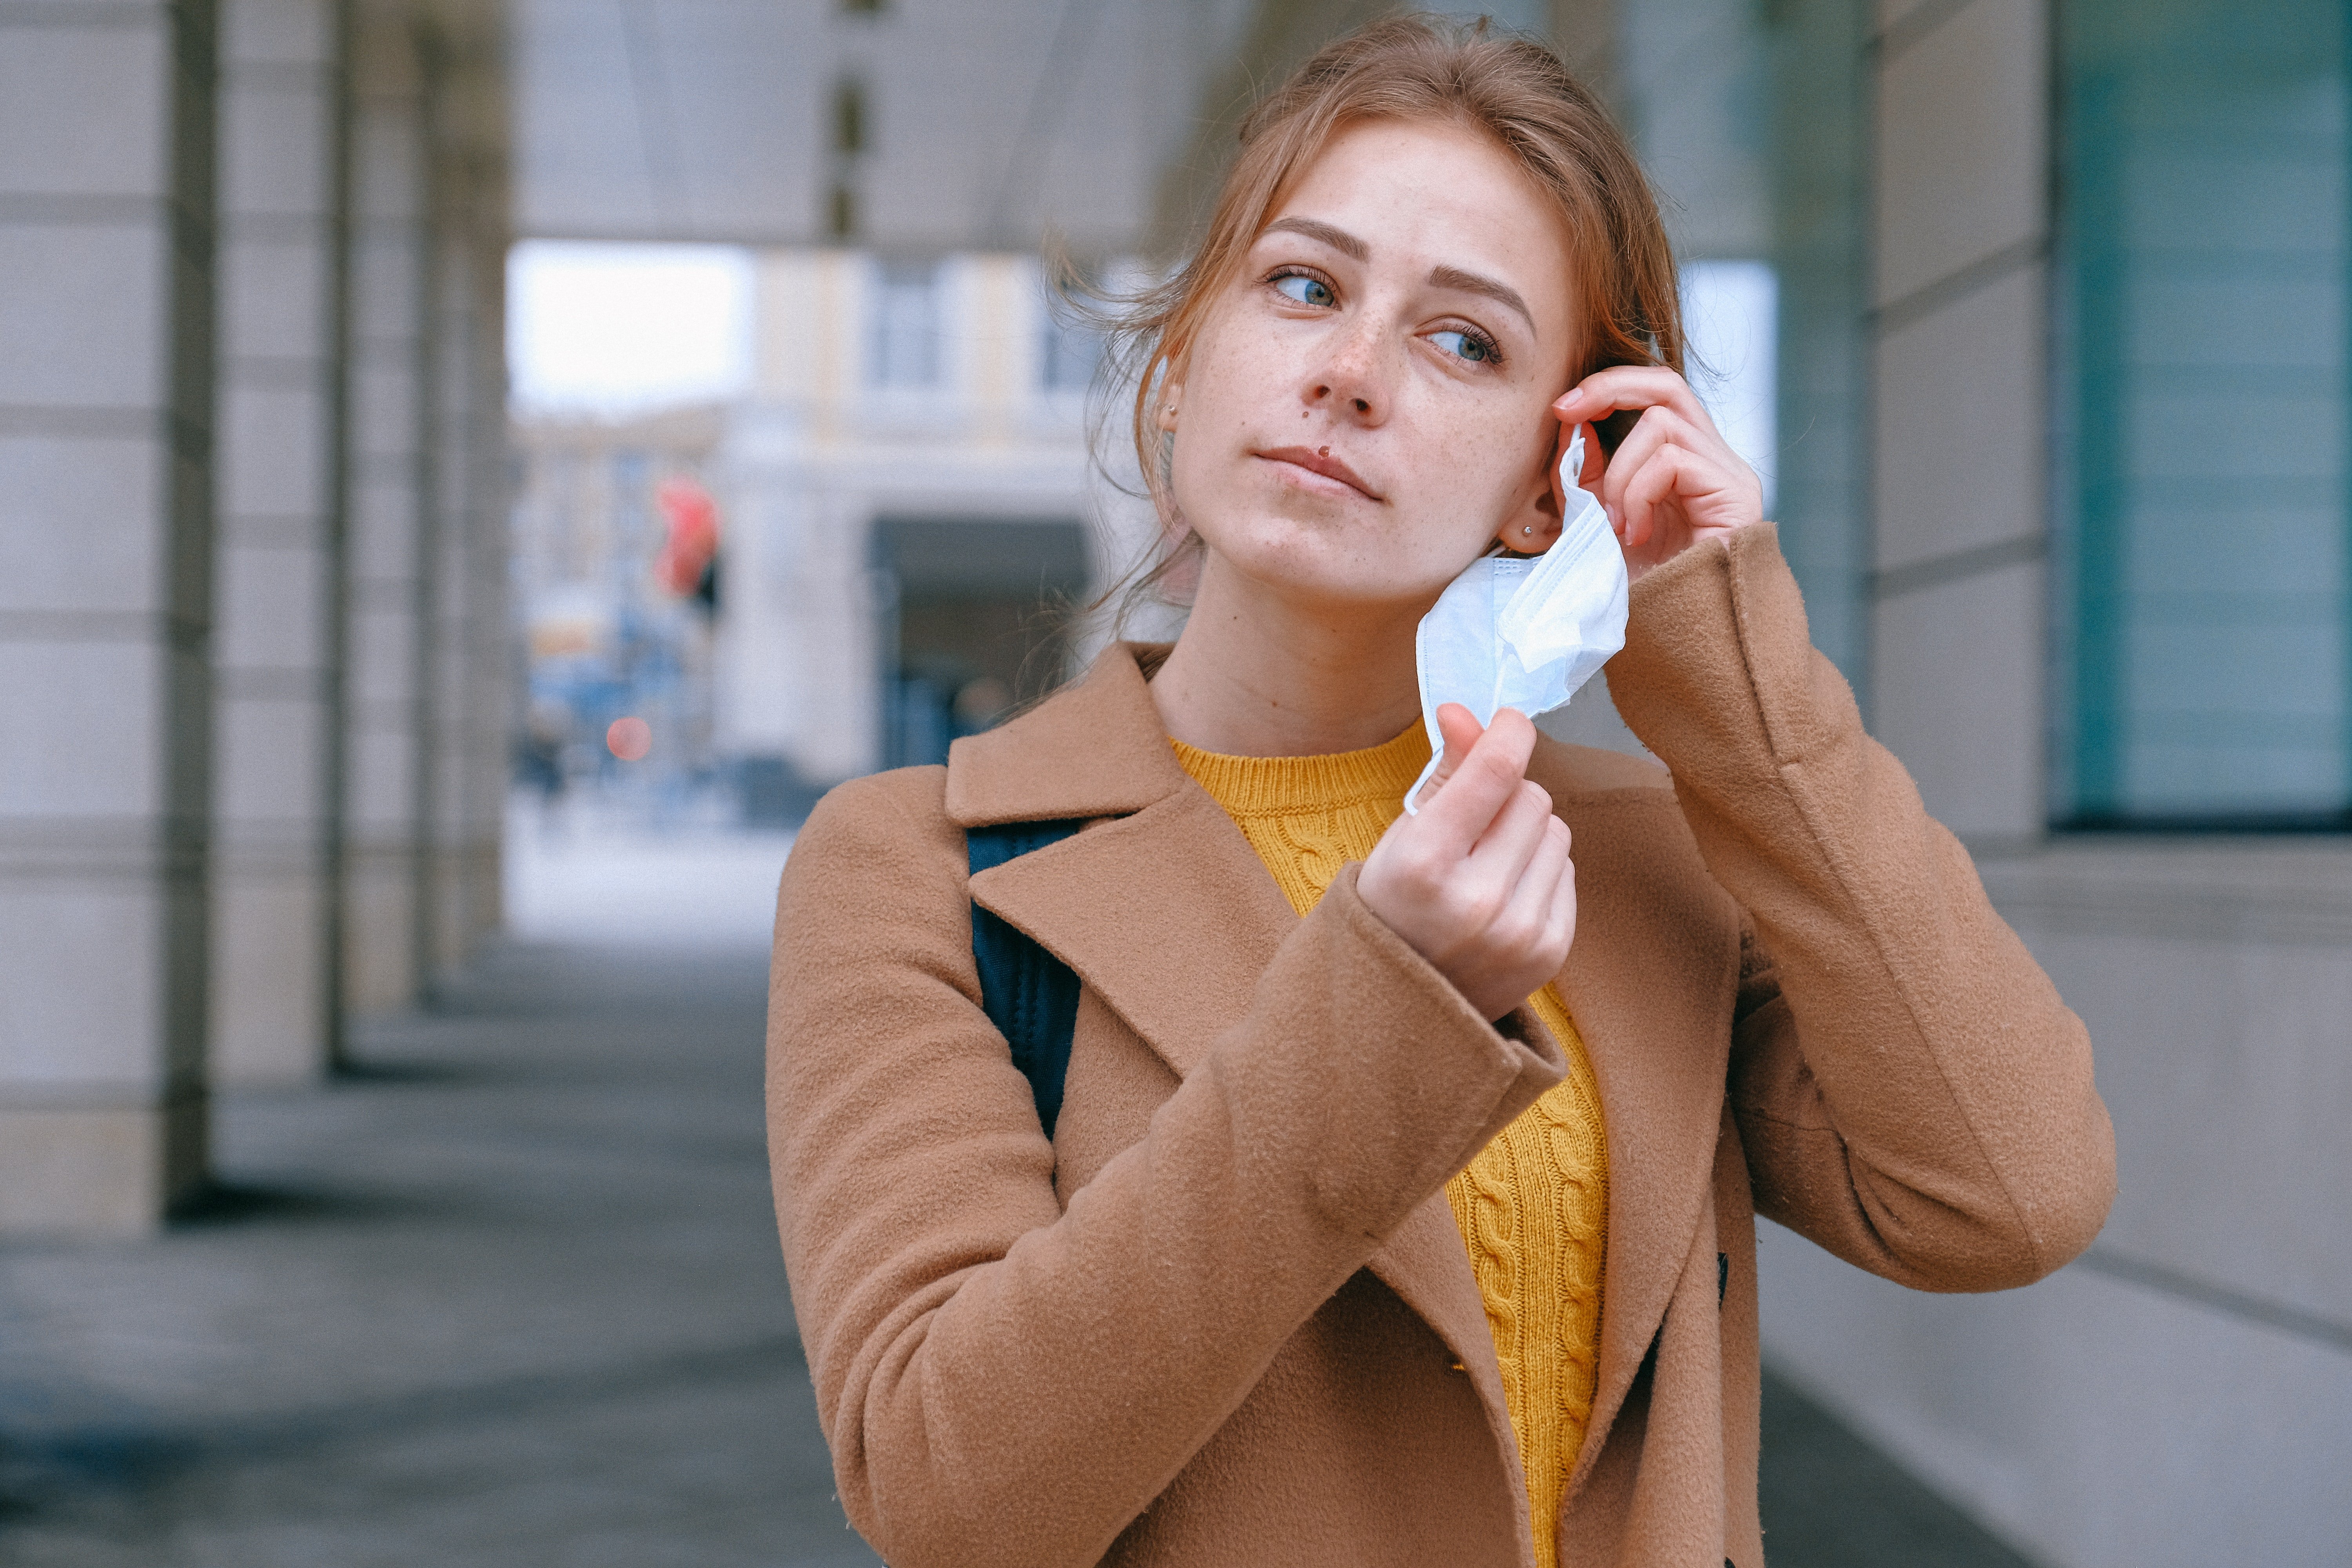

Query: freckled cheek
[[1190, 321, 1288, 418], [1406, 410, 1527, 502]]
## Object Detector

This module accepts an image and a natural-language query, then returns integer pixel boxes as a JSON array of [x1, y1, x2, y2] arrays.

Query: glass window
[[869, 258, 940, 388], [1613, 0, 1871, 693], [1760, 0, 1869, 699], [2054, 0, 2349, 826]]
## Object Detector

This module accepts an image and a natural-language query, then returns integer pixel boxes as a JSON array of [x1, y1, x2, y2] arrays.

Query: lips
[[1256, 445, 1382, 501]]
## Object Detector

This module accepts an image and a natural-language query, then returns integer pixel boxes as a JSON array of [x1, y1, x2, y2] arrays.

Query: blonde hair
[[1088, 13, 1681, 618]]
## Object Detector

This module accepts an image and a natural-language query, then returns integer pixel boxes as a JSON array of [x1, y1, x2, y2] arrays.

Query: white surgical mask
[[1404, 427, 1629, 812]]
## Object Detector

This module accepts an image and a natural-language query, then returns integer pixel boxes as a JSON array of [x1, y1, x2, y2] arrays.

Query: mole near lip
[[1257, 446, 1381, 501]]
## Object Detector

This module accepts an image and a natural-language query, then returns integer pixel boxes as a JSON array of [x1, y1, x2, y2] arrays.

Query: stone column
[[211, 0, 347, 1084], [419, 22, 508, 982], [342, 0, 429, 1016], [448, 216, 511, 965], [0, 0, 220, 1233]]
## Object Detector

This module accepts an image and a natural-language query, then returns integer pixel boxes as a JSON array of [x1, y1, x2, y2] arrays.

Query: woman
[[768, 18, 2113, 1568]]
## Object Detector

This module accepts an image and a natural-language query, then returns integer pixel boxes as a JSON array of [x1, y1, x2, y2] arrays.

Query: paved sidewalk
[[0, 874, 2036, 1565], [0, 941, 879, 1568]]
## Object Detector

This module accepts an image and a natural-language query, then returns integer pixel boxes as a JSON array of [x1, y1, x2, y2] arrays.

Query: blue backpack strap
[[966, 820, 1083, 1138]]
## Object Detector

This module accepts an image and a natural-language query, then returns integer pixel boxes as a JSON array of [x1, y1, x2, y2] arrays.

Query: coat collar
[[945, 644, 1188, 826], [954, 644, 1733, 1502]]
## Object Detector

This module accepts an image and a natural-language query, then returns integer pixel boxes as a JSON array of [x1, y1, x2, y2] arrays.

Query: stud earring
[[1523, 524, 1534, 535]]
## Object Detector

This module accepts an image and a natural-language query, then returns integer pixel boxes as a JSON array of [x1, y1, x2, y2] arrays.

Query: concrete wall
[[1763, 842, 2352, 1566], [1757, 2, 2352, 1563], [0, 0, 220, 1233]]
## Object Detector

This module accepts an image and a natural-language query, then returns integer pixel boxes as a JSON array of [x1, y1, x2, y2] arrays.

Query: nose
[[1303, 314, 1391, 425]]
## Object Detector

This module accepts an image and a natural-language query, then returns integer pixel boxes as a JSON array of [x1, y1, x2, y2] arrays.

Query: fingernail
[[1555, 388, 1583, 409]]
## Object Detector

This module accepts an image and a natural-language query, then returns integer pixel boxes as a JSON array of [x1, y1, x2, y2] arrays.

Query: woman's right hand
[[1359, 705, 1576, 1022]]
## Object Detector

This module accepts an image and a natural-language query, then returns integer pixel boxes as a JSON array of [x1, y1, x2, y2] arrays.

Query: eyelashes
[[1260, 266, 1508, 370], [1269, 267, 1338, 309], [1434, 324, 1504, 367]]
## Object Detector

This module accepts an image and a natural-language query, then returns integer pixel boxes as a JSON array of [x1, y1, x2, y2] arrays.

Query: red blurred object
[[606, 715, 653, 761], [653, 477, 720, 599]]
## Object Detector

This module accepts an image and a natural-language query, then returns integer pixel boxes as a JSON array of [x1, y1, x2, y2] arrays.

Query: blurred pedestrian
[[768, 17, 2114, 1568]]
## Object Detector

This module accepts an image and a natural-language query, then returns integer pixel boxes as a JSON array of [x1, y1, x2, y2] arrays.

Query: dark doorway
[[870, 517, 1091, 770]]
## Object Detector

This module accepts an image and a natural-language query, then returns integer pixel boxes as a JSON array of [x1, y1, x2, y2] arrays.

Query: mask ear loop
[[1403, 746, 1444, 817]]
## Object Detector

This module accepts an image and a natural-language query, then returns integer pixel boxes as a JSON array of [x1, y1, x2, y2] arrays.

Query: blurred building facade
[[4, 1, 2347, 1564], [715, 249, 1120, 800]]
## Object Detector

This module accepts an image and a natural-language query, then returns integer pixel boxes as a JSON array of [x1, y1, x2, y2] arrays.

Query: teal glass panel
[[2055, 0, 2350, 826], [1616, 0, 1871, 696], [1766, 0, 1869, 698]]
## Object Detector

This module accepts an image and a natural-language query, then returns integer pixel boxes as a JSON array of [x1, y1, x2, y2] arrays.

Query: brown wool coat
[[766, 525, 2116, 1568]]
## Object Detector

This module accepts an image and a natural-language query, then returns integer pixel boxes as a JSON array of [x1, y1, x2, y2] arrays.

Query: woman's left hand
[[1552, 367, 1763, 581]]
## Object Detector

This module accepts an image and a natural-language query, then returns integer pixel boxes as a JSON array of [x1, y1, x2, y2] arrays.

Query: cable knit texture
[[1171, 724, 1608, 1568]]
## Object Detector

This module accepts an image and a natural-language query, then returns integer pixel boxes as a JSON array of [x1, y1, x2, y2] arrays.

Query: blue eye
[[1274, 272, 1336, 307], [1432, 328, 1495, 364]]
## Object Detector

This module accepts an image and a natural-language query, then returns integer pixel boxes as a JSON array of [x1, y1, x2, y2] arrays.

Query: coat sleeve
[[766, 767, 1565, 1568], [1604, 525, 2116, 1292]]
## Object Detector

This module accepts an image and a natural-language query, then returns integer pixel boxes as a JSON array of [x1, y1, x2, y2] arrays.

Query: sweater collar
[[1171, 721, 1430, 819]]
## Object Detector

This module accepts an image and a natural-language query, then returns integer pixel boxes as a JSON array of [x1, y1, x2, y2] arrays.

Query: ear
[[1155, 354, 1187, 433], [1493, 418, 1565, 553]]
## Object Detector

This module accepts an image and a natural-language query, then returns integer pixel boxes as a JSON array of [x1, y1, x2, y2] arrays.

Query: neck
[[1150, 548, 1426, 757]]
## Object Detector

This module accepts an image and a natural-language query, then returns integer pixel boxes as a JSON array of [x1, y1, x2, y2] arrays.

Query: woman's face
[[1164, 117, 1580, 615]]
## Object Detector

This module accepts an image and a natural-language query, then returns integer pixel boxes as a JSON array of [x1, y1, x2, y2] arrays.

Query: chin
[[1227, 523, 1448, 611]]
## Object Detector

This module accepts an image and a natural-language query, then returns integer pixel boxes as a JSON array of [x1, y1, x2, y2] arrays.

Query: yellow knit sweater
[[1171, 723, 1608, 1568]]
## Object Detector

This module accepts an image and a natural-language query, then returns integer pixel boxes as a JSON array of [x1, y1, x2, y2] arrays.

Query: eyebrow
[[1265, 215, 1369, 260], [1428, 263, 1535, 334], [1262, 216, 1535, 333]]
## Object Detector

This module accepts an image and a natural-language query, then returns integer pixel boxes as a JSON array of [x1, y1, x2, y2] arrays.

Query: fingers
[[1544, 829, 1579, 954], [1418, 707, 1535, 844], [1595, 405, 1695, 517], [1553, 371, 1745, 546], [1555, 365, 1718, 439], [1619, 441, 1697, 553], [1357, 706, 1578, 1020], [1497, 813, 1575, 973], [1571, 393, 1763, 553], [1419, 702, 1483, 800], [1461, 774, 1557, 894]]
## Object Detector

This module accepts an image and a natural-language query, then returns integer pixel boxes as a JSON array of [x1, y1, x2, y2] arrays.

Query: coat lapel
[[951, 646, 1510, 1406], [944, 644, 1184, 826], [968, 785, 1295, 1082], [1368, 1194, 1525, 1462], [1536, 759, 1742, 1492]]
